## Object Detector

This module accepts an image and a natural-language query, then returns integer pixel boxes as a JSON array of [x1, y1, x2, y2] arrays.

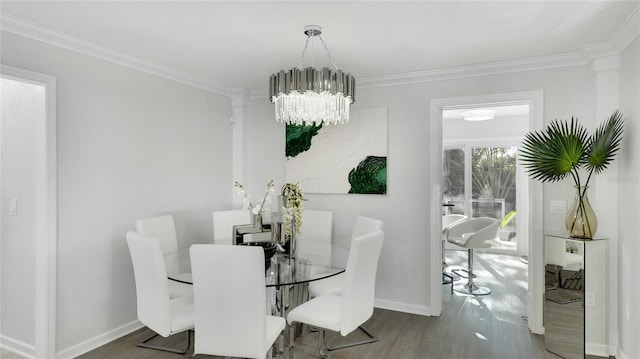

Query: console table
[[544, 234, 608, 359]]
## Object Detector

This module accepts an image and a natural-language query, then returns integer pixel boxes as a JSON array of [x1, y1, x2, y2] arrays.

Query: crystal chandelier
[[269, 25, 356, 126]]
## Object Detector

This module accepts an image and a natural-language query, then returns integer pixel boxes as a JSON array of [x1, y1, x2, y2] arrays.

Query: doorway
[[429, 92, 544, 334], [0, 65, 57, 358], [442, 105, 528, 256]]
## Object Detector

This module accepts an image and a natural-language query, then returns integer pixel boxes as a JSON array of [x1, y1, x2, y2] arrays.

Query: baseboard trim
[[616, 347, 630, 359], [586, 342, 609, 358], [55, 320, 143, 359], [0, 334, 35, 359], [374, 299, 431, 316]]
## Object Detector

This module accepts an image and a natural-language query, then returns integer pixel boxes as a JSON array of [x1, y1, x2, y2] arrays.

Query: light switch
[[10, 199, 17, 216], [550, 200, 566, 213], [585, 292, 596, 307]]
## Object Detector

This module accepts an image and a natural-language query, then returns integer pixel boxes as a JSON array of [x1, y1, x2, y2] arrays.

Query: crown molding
[[0, 14, 231, 98], [358, 52, 589, 89], [3, 5, 638, 100], [581, 3, 640, 59]]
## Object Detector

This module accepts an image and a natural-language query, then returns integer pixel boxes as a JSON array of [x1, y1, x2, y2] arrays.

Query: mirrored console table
[[544, 234, 608, 359]]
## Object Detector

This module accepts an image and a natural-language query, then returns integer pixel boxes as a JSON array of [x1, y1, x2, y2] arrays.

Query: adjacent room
[[1, 1, 639, 359]]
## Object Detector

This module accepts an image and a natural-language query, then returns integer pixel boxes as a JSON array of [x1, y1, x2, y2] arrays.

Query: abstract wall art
[[285, 107, 388, 194]]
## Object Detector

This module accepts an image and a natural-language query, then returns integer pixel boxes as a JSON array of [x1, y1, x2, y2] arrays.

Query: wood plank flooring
[[3, 251, 606, 358]]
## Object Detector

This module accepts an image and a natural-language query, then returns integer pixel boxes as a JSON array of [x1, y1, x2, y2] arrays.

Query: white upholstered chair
[[126, 231, 194, 354], [212, 209, 251, 245], [446, 217, 500, 295], [189, 244, 285, 359], [297, 210, 333, 269], [308, 216, 383, 298], [135, 215, 192, 299], [287, 230, 384, 358], [442, 214, 468, 266]]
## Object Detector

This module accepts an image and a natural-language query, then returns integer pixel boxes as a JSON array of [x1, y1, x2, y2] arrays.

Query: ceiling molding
[[2, 5, 638, 100], [356, 52, 589, 89], [0, 14, 231, 98], [609, 2, 640, 53], [580, 3, 640, 59]]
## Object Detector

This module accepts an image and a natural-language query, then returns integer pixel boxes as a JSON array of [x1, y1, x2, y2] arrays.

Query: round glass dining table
[[167, 247, 345, 334], [167, 251, 344, 288]]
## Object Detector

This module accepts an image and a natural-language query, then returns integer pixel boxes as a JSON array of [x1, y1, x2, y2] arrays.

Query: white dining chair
[[212, 209, 252, 245], [135, 215, 192, 299], [126, 231, 194, 354], [308, 216, 383, 298], [297, 210, 333, 269], [287, 229, 384, 358], [446, 217, 500, 295], [189, 244, 285, 359]]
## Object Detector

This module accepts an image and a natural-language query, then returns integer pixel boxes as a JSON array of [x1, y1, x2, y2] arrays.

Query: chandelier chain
[[297, 36, 312, 69], [318, 35, 339, 70], [297, 33, 339, 70]]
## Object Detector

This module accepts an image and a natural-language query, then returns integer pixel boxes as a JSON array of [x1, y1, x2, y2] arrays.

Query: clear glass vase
[[565, 186, 597, 239]]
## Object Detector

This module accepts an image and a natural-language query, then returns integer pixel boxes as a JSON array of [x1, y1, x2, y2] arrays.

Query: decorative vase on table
[[251, 212, 263, 231], [565, 186, 597, 239]]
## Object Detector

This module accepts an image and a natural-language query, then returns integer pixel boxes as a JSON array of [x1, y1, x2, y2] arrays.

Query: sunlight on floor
[[445, 249, 529, 327]]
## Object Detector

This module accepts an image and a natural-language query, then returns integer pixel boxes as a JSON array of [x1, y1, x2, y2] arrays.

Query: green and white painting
[[285, 108, 388, 194]]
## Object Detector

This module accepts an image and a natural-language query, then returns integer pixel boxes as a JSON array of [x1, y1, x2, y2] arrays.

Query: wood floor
[[3, 251, 594, 359]]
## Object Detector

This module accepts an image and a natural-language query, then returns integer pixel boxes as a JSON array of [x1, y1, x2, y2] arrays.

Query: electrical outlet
[[585, 292, 596, 307], [10, 199, 17, 216], [550, 200, 566, 213]]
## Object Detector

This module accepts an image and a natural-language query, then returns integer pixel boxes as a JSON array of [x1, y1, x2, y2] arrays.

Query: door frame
[[1, 65, 57, 357], [429, 91, 544, 334]]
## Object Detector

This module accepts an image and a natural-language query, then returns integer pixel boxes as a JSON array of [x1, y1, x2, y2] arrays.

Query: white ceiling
[[2, 1, 639, 97]]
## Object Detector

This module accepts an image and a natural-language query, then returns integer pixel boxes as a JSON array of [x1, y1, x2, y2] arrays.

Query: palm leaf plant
[[519, 110, 624, 238]]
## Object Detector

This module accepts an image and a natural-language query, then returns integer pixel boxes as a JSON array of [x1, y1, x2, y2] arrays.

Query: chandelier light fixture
[[269, 25, 356, 126]]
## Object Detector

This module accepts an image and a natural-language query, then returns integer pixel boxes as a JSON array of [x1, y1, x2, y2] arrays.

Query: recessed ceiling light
[[462, 110, 497, 122]]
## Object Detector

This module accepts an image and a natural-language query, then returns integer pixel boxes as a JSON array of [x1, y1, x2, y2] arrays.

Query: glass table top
[[166, 245, 344, 288]]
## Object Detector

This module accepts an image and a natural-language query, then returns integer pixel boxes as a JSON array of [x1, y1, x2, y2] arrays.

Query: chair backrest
[[447, 217, 500, 248], [135, 215, 179, 275], [442, 214, 467, 229], [351, 216, 384, 239], [212, 210, 251, 245], [442, 214, 468, 240], [340, 230, 384, 335], [126, 231, 172, 337], [297, 210, 333, 267], [190, 244, 267, 358]]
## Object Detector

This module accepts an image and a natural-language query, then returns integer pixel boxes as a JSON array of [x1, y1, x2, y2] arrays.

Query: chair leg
[[318, 330, 330, 359], [136, 329, 192, 354], [289, 322, 295, 359], [454, 248, 491, 296], [323, 325, 379, 351]]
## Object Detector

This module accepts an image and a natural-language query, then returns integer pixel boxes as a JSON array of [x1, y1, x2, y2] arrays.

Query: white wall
[[1, 31, 233, 355], [617, 36, 640, 359], [247, 65, 596, 314], [0, 78, 45, 351]]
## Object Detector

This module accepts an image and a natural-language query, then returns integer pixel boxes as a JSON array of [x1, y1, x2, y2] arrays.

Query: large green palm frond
[[585, 110, 624, 175], [520, 118, 588, 183]]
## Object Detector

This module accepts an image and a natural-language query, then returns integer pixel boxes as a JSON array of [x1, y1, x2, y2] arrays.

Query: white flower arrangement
[[233, 179, 275, 215]]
